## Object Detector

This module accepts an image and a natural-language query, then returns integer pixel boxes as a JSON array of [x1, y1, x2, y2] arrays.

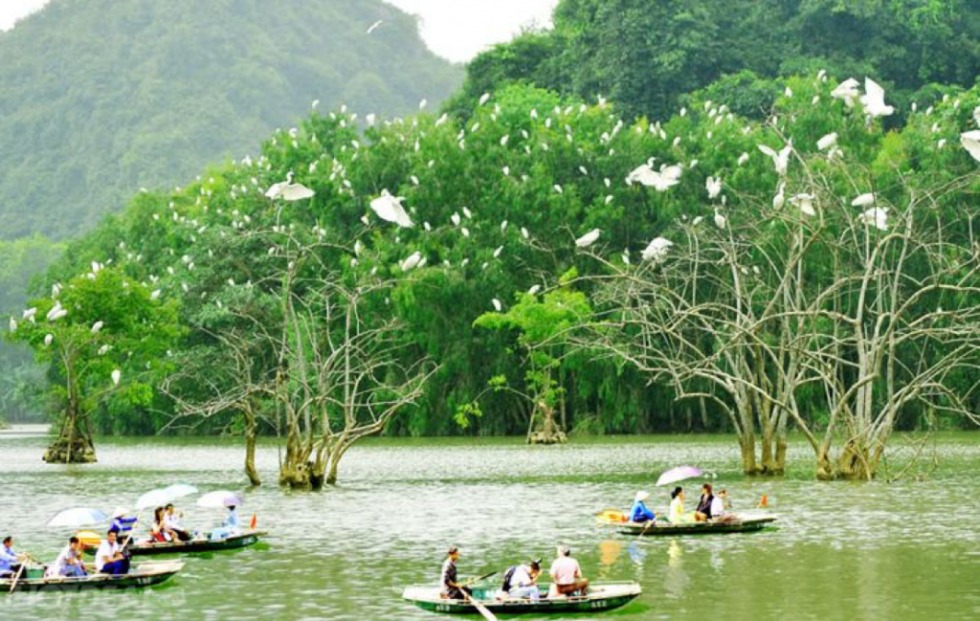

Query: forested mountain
[[0, 0, 462, 240], [447, 0, 980, 120]]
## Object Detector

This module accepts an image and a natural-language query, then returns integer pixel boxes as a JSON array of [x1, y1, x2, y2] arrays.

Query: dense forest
[[0, 0, 461, 240], [3, 1, 979, 473]]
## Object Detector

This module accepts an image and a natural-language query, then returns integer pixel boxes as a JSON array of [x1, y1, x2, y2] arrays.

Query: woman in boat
[[629, 491, 656, 523], [209, 505, 240, 540], [694, 484, 714, 522], [163, 504, 191, 542], [668, 487, 687, 523], [150, 507, 174, 542]]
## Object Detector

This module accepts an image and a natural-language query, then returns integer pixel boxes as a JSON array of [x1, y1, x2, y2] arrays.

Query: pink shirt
[[549, 556, 580, 585]]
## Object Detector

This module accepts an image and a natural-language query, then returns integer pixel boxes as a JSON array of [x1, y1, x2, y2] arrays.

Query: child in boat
[[629, 491, 656, 523]]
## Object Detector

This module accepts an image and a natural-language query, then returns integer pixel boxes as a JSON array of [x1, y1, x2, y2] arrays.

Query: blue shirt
[[223, 508, 239, 529], [0, 544, 19, 572], [629, 500, 655, 523]]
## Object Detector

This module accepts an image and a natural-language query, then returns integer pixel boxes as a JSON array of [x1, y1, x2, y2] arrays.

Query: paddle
[[461, 571, 499, 621], [8, 554, 30, 593]]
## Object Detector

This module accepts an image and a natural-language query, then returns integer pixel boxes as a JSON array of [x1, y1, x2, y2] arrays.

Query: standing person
[[440, 546, 471, 600], [47, 536, 87, 578], [668, 487, 687, 523], [503, 560, 542, 600], [94, 529, 130, 575], [549, 545, 588, 596], [629, 491, 656, 523], [0, 535, 26, 578], [164, 504, 191, 542], [695, 484, 714, 522]]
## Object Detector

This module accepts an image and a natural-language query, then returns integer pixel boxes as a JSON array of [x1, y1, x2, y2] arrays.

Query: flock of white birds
[[8, 69, 980, 389]]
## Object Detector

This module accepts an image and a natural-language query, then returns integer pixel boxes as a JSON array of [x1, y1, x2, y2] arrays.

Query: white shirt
[[710, 496, 725, 517], [510, 565, 534, 588], [94, 539, 119, 571], [163, 512, 182, 530], [50, 544, 82, 576], [549, 556, 580, 585]]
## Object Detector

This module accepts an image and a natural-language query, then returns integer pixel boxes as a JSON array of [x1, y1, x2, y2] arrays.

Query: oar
[[8, 555, 30, 593], [462, 571, 499, 621]]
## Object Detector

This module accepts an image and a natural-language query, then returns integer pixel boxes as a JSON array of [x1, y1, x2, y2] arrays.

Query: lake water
[[1, 426, 978, 620]]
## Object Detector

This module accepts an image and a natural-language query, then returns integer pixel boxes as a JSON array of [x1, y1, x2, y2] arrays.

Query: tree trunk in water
[[244, 428, 261, 487], [815, 445, 834, 481], [43, 403, 96, 464], [528, 401, 567, 445], [279, 425, 312, 488], [739, 433, 758, 475], [834, 439, 876, 481]]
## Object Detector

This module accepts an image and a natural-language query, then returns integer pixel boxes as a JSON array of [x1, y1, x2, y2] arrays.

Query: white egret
[[706, 176, 722, 200], [861, 78, 894, 118], [773, 182, 786, 210], [46, 302, 65, 321], [831, 78, 860, 106], [423, 221, 432, 232], [737, 152, 749, 166], [451, 212, 461, 226], [641, 237, 673, 262], [91, 321, 104, 334], [111, 369, 121, 386], [521, 227, 530, 239], [462, 206, 473, 219], [370, 190, 414, 228], [575, 229, 601, 248], [527, 284, 541, 295], [790, 193, 817, 217], [400, 251, 423, 272], [713, 208, 727, 229], [858, 207, 889, 231], [757, 142, 792, 176], [98, 344, 110, 355], [692, 216, 704, 226], [22, 307, 36, 321], [461, 227, 470, 238], [151, 289, 162, 300], [492, 298, 502, 312], [479, 93, 491, 106], [493, 246, 503, 258], [8, 317, 16, 332], [627, 162, 682, 191], [851, 193, 876, 207], [265, 172, 315, 201], [44, 333, 53, 346], [961, 130, 980, 162], [817, 132, 838, 151], [500, 220, 508, 232]]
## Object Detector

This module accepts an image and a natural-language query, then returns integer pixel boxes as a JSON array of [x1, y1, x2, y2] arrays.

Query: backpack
[[501, 565, 517, 592]]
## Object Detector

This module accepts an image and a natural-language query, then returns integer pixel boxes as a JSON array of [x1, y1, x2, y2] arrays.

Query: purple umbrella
[[656, 466, 703, 487]]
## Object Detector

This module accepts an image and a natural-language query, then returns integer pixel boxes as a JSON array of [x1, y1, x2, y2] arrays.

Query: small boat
[[83, 530, 267, 556], [605, 514, 776, 536], [403, 582, 641, 615], [1, 560, 183, 593]]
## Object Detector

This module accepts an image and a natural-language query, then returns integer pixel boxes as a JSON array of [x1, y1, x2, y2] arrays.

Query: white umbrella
[[47, 507, 109, 528], [162, 483, 199, 500], [136, 488, 173, 511], [197, 490, 244, 509]]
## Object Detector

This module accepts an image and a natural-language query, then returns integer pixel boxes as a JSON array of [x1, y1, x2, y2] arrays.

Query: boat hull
[[403, 582, 641, 614], [616, 516, 776, 536], [84, 530, 266, 556], [2, 560, 182, 593]]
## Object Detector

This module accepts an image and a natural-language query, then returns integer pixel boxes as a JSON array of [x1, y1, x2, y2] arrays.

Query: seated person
[[150, 506, 174, 542], [694, 483, 714, 522], [209, 505, 240, 540], [549, 545, 588, 596], [440, 546, 472, 600], [0, 535, 25, 578], [502, 560, 541, 600], [668, 487, 690, 524], [95, 529, 129, 575], [629, 491, 656, 523], [110, 507, 138, 538], [710, 489, 738, 522], [46, 536, 87, 578], [163, 504, 191, 542]]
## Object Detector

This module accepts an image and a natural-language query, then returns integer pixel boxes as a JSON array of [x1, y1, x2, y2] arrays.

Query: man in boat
[[94, 528, 130, 575], [46, 535, 87, 578], [549, 545, 588, 596], [0, 535, 26, 578], [629, 491, 656, 523], [503, 559, 542, 600], [439, 546, 471, 600], [709, 489, 739, 523]]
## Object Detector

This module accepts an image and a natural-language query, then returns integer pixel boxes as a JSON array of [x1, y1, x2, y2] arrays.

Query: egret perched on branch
[[858, 207, 889, 231], [575, 229, 601, 248], [641, 237, 673, 262], [491, 298, 502, 312], [111, 369, 121, 386], [961, 130, 980, 162], [790, 194, 817, 217], [91, 321, 104, 334], [400, 251, 423, 272], [706, 176, 722, 200], [851, 193, 876, 207], [831, 78, 860, 106], [713, 208, 727, 229], [44, 333, 53, 346], [627, 162, 682, 191], [817, 133, 837, 151], [773, 182, 786, 210], [265, 172, 315, 201], [861, 78, 894, 118], [370, 190, 414, 228]]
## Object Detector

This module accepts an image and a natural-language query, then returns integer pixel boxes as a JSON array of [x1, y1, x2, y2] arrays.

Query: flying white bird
[[706, 176, 722, 200], [265, 172, 315, 201], [758, 143, 792, 176], [111, 369, 121, 386], [961, 130, 980, 162], [627, 162, 682, 191], [713, 208, 727, 229], [641, 237, 673, 262], [370, 190, 414, 228], [790, 193, 817, 217], [91, 321, 104, 334], [575, 229, 601, 248], [817, 132, 838, 151], [851, 193, 876, 207], [366, 20, 383, 34], [858, 207, 889, 231], [400, 251, 423, 272], [861, 78, 894, 118]]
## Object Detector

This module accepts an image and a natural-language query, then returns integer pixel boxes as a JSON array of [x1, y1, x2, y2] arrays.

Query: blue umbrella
[[46, 507, 109, 528]]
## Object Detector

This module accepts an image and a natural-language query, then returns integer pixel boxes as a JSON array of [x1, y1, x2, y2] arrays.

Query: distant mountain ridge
[[0, 0, 462, 239]]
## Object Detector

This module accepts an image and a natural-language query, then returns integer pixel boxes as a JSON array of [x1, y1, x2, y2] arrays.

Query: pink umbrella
[[656, 466, 703, 487]]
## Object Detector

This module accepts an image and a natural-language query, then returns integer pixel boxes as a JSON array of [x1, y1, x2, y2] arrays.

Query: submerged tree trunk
[[43, 397, 97, 464], [243, 403, 261, 486], [528, 401, 567, 444]]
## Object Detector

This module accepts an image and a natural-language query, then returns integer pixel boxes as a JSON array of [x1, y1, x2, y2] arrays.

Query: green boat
[[1, 560, 182, 593], [615, 515, 776, 536], [403, 582, 641, 615], [84, 530, 267, 556]]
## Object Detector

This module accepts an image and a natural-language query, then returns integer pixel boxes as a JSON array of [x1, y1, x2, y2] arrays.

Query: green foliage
[[0, 0, 461, 240]]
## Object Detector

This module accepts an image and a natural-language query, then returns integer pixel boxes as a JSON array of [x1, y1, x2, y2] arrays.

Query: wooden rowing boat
[[403, 581, 641, 614], [609, 515, 776, 536], [84, 530, 266, 556], [1, 560, 182, 593]]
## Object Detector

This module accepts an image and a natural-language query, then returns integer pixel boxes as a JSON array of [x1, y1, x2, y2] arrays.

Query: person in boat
[[46, 535, 87, 578], [694, 483, 714, 522], [709, 488, 740, 523], [0, 535, 26, 578], [150, 506, 175, 543], [95, 528, 130, 575], [629, 491, 656, 523], [668, 487, 689, 523], [440, 546, 471, 600], [549, 545, 588, 596], [163, 503, 191, 542], [110, 507, 138, 539], [503, 559, 542, 600], [210, 505, 241, 540]]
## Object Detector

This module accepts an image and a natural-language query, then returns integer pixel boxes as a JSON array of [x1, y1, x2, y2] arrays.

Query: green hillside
[[0, 0, 462, 240]]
